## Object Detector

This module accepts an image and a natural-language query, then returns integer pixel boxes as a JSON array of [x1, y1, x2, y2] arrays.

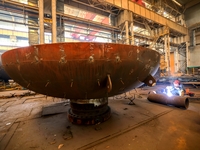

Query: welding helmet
[[173, 80, 180, 87]]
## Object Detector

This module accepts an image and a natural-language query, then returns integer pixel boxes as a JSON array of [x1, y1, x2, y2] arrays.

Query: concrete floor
[[0, 85, 200, 150]]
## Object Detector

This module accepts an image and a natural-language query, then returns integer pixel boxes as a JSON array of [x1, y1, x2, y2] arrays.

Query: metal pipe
[[147, 93, 189, 109]]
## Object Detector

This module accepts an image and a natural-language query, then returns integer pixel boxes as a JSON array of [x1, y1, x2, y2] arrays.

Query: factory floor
[[0, 85, 200, 150]]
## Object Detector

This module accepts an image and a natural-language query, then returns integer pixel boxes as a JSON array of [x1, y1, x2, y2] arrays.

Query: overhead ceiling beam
[[184, 0, 200, 10]]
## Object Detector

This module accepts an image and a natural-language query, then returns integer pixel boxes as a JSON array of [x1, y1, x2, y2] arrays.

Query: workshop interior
[[0, 0, 200, 150]]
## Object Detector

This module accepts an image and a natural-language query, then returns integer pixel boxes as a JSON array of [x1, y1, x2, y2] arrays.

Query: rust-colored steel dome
[[1, 42, 160, 99]]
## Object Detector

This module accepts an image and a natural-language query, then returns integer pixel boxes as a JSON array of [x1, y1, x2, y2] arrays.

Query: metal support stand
[[68, 98, 111, 125]]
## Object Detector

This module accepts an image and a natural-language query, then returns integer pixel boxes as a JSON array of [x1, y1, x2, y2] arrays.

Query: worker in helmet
[[170, 80, 185, 96]]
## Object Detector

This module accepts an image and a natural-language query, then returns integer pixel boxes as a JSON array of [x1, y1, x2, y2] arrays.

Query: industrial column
[[186, 42, 189, 74], [39, 0, 44, 44], [57, 0, 65, 42], [164, 34, 171, 75], [125, 21, 129, 45], [57, 16, 65, 42], [52, 0, 57, 43], [116, 10, 133, 45], [110, 14, 117, 43], [174, 48, 179, 73], [28, 0, 39, 45], [130, 22, 134, 45]]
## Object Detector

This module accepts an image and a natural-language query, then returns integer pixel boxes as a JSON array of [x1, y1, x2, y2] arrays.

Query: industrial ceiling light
[[172, 0, 182, 7]]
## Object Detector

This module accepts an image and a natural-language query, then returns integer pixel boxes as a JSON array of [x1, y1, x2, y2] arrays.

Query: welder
[[169, 80, 185, 96]]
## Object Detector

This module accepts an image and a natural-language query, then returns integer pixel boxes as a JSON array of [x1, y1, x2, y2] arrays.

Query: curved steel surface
[[147, 93, 189, 109], [2, 42, 160, 99], [0, 55, 10, 82]]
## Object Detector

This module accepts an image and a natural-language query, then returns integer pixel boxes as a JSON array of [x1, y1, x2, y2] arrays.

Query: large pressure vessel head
[[0, 55, 10, 82]]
